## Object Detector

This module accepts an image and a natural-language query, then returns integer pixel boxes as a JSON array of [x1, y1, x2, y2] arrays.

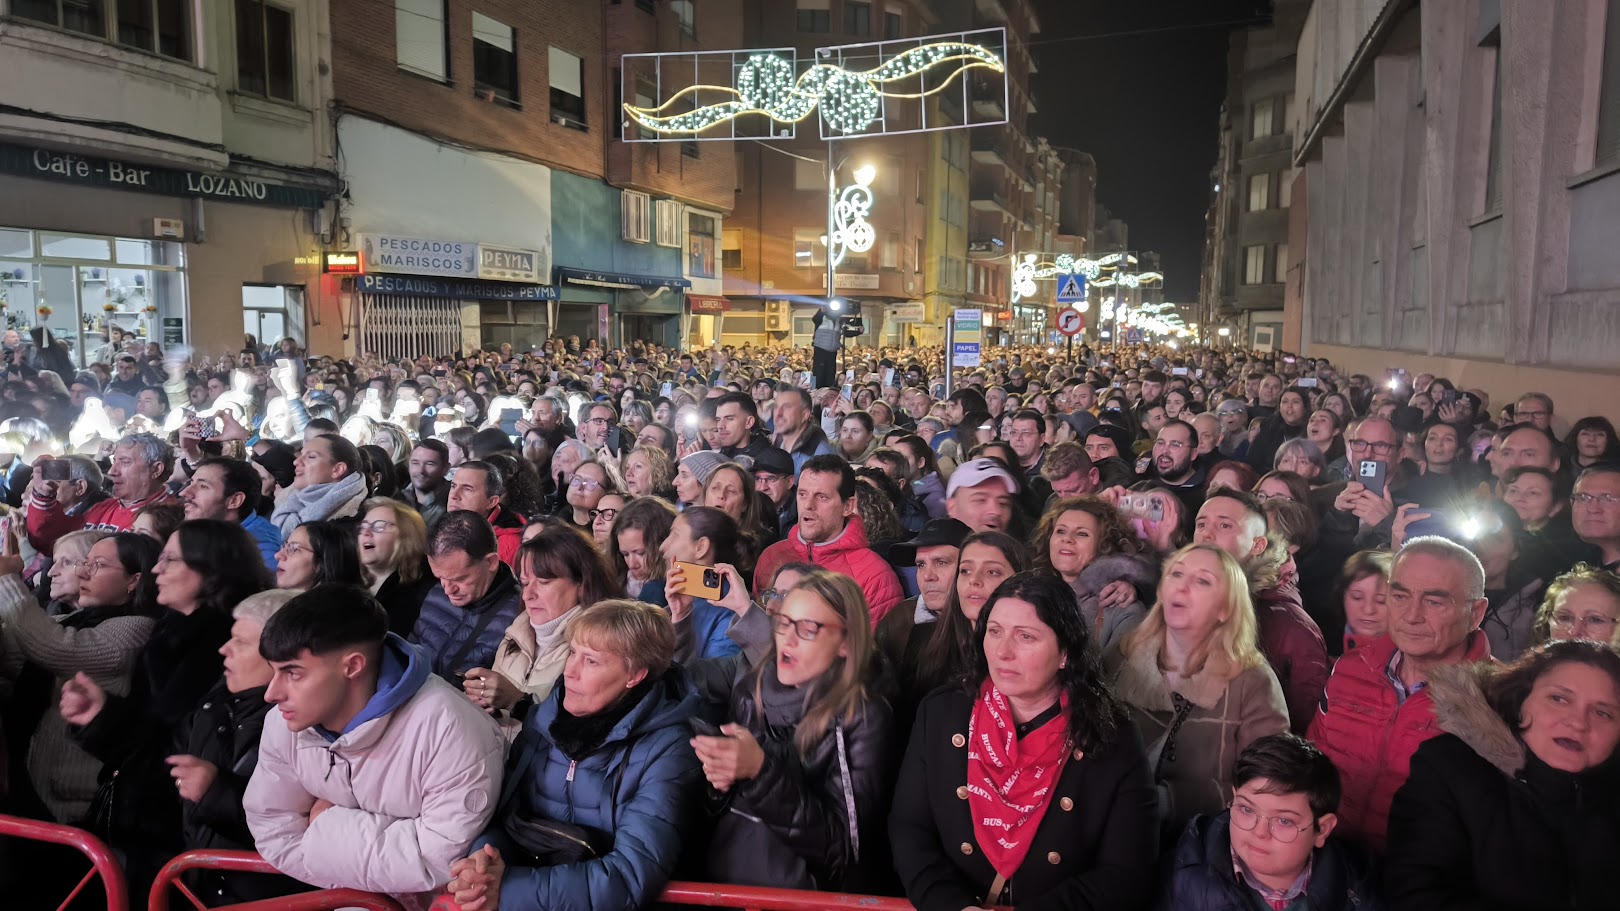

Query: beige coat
[[1106, 634, 1288, 836], [489, 606, 577, 739]]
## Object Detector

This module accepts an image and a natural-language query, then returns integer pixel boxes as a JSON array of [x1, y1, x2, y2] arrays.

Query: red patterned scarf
[[964, 680, 1072, 879]]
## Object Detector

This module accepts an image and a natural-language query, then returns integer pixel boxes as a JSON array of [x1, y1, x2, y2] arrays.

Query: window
[[473, 13, 518, 106], [655, 200, 682, 248], [14, 0, 189, 59], [688, 214, 717, 278], [1246, 173, 1270, 211], [672, 0, 695, 36], [622, 190, 651, 244], [913, 236, 924, 273], [794, 228, 825, 268], [843, 0, 871, 36], [1600, 0, 1620, 164], [1275, 243, 1290, 283], [722, 230, 742, 271], [1278, 169, 1293, 208], [1484, 49, 1503, 212], [794, 158, 824, 190], [549, 46, 586, 129], [1250, 97, 1275, 139], [235, 0, 295, 103], [796, 0, 829, 32], [884, 2, 903, 39], [1242, 245, 1266, 284], [882, 232, 900, 269], [916, 166, 926, 202], [395, 0, 446, 81]]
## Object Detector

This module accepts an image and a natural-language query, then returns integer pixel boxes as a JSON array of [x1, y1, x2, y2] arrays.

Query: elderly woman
[[1387, 640, 1620, 910], [1273, 438, 1326, 484], [891, 572, 1159, 911], [444, 599, 703, 911], [1534, 563, 1620, 645], [1107, 543, 1289, 842]]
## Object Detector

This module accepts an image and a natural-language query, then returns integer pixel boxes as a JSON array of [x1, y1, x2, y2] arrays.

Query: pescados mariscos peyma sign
[[1, 143, 330, 209]]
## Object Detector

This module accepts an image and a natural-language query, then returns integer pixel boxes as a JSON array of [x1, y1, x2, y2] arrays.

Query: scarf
[[965, 680, 1071, 880], [548, 674, 659, 760], [270, 470, 368, 538]]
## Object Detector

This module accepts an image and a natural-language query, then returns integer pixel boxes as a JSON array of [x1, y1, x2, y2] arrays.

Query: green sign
[[0, 143, 331, 210]]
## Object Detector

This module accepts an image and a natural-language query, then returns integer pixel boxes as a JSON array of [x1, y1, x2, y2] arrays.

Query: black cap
[[747, 446, 795, 478], [888, 518, 972, 564]]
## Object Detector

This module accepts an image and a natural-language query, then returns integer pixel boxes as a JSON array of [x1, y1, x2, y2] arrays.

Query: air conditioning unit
[[766, 313, 788, 331], [764, 300, 789, 317]]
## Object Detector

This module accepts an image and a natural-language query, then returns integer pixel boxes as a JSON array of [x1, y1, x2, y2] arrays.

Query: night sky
[[1029, 0, 1272, 300]]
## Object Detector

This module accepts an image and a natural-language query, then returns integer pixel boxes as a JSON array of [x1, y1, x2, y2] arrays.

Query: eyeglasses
[[584, 416, 615, 427], [1156, 439, 1189, 450], [1572, 493, 1620, 506], [78, 559, 121, 577], [1348, 439, 1399, 455], [754, 472, 787, 485], [771, 611, 844, 642], [1551, 611, 1618, 636], [280, 542, 311, 556], [1229, 801, 1309, 843], [758, 588, 789, 608], [570, 477, 602, 492], [55, 557, 84, 572], [357, 520, 397, 534], [589, 507, 619, 523]]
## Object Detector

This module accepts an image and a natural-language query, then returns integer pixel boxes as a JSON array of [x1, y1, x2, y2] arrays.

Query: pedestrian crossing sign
[[1056, 274, 1085, 302]]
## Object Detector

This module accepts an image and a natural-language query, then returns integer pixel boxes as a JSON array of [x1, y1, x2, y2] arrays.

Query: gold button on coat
[[1059, 797, 1074, 811], [956, 786, 969, 800], [1047, 851, 1062, 864], [960, 842, 974, 855], [952, 733, 966, 748]]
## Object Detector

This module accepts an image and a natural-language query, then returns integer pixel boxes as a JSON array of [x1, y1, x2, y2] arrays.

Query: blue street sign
[[1125, 328, 1145, 344], [1056, 273, 1086, 303]]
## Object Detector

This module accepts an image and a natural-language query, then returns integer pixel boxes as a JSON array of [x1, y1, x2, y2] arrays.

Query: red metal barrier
[[0, 812, 129, 911], [149, 849, 405, 911], [661, 881, 917, 911]]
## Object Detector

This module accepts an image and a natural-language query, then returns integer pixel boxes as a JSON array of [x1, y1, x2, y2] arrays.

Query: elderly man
[[27, 433, 177, 554], [1316, 417, 1404, 548], [878, 517, 970, 667], [1572, 465, 1620, 570], [1511, 392, 1555, 432], [446, 460, 525, 567], [1308, 536, 1492, 852]]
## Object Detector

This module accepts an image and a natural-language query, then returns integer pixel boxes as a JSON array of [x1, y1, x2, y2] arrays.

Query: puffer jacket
[[690, 647, 893, 892], [408, 562, 524, 685], [1386, 663, 1620, 910], [245, 634, 505, 909], [488, 505, 526, 568], [1156, 811, 1385, 911], [753, 515, 903, 622], [1306, 631, 1492, 854], [1251, 581, 1330, 735], [171, 680, 306, 905], [471, 669, 704, 911], [1070, 553, 1157, 652], [1479, 574, 1544, 663]]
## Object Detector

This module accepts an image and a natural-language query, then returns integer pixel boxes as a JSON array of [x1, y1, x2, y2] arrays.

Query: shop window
[[688, 213, 717, 278], [244, 285, 306, 352], [395, 0, 447, 81], [236, 0, 296, 103], [549, 46, 586, 130], [473, 13, 519, 107]]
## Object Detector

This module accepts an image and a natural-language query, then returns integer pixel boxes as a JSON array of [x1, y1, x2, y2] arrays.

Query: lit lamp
[[1218, 327, 1231, 336]]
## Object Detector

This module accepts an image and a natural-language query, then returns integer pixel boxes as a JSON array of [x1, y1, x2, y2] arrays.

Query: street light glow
[[853, 164, 877, 188], [829, 299, 844, 312]]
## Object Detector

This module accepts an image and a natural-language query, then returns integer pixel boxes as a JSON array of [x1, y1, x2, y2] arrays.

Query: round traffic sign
[[1057, 308, 1084, 337]]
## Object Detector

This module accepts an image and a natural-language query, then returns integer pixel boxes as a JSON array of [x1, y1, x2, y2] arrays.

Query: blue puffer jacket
[[475, 669, 704, 911], [1155, 811, 1384, 911], [636, 579, 742, 663], [407, 563, 523, 685]]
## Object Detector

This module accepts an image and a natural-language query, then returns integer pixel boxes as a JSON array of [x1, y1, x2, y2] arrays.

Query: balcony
[[970, 78, 1005, 121], [968, 235, 1006, 258], [969, 188, 1014, 217], [970, 133, 1010, 168]]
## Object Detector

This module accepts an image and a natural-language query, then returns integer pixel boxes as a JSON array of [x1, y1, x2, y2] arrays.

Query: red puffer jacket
[[1307, 631, 1492, 853], [753, 514, 902, 623]]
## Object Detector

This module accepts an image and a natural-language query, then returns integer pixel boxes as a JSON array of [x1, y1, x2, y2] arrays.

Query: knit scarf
[[965, 680, 1071, 879]]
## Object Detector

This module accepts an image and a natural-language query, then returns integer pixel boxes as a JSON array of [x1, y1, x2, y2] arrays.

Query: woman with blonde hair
[[1106, 543, 1288, 842], [687, 569, 891, 892], [1533, 562, 1620, 645], [356, 497, 434, 634], [623, 445, 675, 501]]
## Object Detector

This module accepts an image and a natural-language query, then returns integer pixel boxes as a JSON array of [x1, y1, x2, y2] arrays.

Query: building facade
[[1291, 0, 1620, 423], [0, 0, 338, 363]]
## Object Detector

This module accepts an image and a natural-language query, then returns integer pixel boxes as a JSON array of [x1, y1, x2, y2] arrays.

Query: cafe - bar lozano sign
[[2, 143, 330, 209]]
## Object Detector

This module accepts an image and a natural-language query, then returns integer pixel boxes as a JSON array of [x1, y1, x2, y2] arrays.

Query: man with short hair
[[447, 460, 525, 567], [771, 386, 832, 475], [1134, 401, 1168, 456], [399, 440, 452, 533], [1322, 417, 1403, 544], [749, 447, 798, 539], [945, 457, 1017, 535], [108, 354, 145, 397], [1308, 536, 1492, 852], [1493, 425, 1560, 476], [271, 432, 369, 538], [1007, 409, 1048, 480], [1084, 424, 1140, 490], [182, 457, 282, 571], [1194, 490, 1329, 734], [27, 433, 178, 553], [878, 518, 970, 666], [1572, 466, 1620, 570], [1253, 373, 1284, 419], [245, 585, 505, 907], [1139, 370, 1167, 405], [578, 401, 619, 455], [408, 511, 524, 685], [1041, 441, 1099, 501], [753, 454, 902, 621], [713, 391, 786, 467], [1147, 420, 1208, 512], [1069, 381, 1097, 415], [1512, 392, 1554, 432]]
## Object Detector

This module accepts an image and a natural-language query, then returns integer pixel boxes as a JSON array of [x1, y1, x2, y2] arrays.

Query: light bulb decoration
[[828, 180, 876, 268], [622, 33, 1006, 140]]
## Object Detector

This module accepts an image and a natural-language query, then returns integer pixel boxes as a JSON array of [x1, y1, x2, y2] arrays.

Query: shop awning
[[554, 266, 691, 291]]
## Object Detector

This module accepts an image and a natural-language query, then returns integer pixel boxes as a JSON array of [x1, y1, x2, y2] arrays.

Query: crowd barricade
[[660, 881, 919, 911], [148, 849, 405, 911], [0, 812, 130, 911]]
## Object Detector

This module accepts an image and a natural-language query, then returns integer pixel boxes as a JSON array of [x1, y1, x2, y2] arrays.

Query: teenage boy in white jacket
[[245, 585, 505, 910]]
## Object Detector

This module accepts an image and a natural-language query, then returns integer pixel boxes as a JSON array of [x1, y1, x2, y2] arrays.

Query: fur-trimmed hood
[[1072, 551, 1158, 601], [1426, 662, 1526, 776], [1108, 634, 1243, 712]]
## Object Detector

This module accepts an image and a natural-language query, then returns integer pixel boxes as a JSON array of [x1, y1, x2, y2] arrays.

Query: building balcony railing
[[970, 77, 1005, 120], [968, 235, 1006, 257], [970, 133, 1011, 169]]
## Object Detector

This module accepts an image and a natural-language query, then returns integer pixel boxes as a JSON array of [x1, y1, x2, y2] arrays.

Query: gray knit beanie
[[680, 450, 730, 490]]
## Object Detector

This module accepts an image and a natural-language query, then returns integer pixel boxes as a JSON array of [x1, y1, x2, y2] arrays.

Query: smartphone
[[660, 382, 674, 398], [39, 459, 72, 482], [845, 368, 855, 381], [673, 561, 724, 600], [1404, 508, 1455, 541], [1171, 367, 1188, 376], [842, 383, 854, 399], [1441, 389, 1459, 406], [1296, 377, 1318, 388], [882, 367, 896, 387], [1195, 369, 1205, 379], [687, 717, 723, 738], [799, 371, 813, 386], [1358, 460, 1388, 498]]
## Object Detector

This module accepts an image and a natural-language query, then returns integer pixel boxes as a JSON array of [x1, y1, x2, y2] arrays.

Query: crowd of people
[[0, 328, 1616, 911]]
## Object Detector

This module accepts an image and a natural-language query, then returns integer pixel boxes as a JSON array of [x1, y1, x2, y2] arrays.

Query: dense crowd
[[0, 326, 1617, 911]]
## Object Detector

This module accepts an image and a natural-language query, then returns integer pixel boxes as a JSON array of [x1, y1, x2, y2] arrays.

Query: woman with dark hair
[[272, 520, 363, 590], [893, 434, 947, 519], [1387, 639, 1620, 910], [659, 506, 751, 662], [461, 524, 623, 738], [1566, 416, 1620, 470], [1246, 386, 1311, 472], [890, 571, 1159, 911], [902, 531, 1030, 715], [1030, 496, 1156, 650], [0, 531, 158, 825], [607, 497, 677, 600], [57, 521, 270, 895], [485, 452, 546, 520], [132, 502, 186, 544], [358, 443, 399, 497]]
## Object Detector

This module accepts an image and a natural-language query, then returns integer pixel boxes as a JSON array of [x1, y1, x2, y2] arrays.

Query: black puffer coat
[[690, 645, 894, 893], [1155, 811, 1384, 911], [1386, 663, 1620, 910]]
